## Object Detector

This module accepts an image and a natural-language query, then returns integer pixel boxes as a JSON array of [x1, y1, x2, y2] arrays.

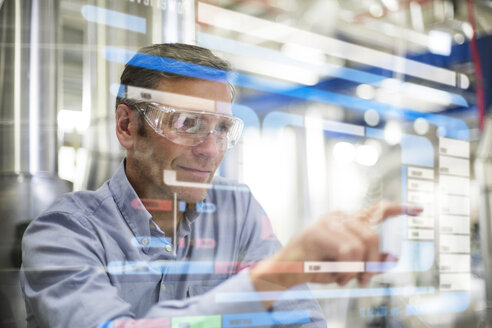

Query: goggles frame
[[135, 101, 244, 150]]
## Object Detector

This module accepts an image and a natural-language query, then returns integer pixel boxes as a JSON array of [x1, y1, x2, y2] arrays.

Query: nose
[[191, 132, 222, 158]]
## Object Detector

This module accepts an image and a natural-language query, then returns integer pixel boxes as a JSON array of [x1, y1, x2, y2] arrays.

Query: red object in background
[[467, 0, 486, 131]]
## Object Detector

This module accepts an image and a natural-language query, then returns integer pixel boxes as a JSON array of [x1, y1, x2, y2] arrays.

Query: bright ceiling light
[[57, 109, 90, 133], [356, 144, 379, 166], [364, 109, 380, 126], [414, 118, 430, 135], [384, 121, 402, 145], [356, 84, 376, 100], [454, 33, 465, 44], [460, 75, 470, 89], [428, 30, 452, 56], [462, 22, 474, 39], [333, 142, 356, 163]]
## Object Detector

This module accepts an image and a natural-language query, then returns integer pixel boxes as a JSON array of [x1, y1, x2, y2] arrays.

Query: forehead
[[126, 79, 232, 115]]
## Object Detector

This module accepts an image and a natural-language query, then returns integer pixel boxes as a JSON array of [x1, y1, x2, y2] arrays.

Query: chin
[[175, 187, 209, 204]]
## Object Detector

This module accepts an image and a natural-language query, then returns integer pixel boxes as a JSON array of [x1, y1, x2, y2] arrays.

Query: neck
[[125, 159, 186, 239]]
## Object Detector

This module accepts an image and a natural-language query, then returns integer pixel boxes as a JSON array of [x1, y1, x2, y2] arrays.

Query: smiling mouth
[[177, 166, 212, 178]]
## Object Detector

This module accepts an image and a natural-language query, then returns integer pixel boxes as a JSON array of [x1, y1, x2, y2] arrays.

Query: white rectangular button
[[408, 179, 434, 192], [440, 273, 470, 291], [439, 137, 470, 158], [439, 215, 469, 234], [439, 235, 470, 253], [407, 229, 434, 240], [408, 204, 435, 218], [440, 176, 470, 196], [408, 167, 434, 180], [408, 216, 434, 228], [440, 156, 469, 177], [440, 195, 469, 216], [304, 261, 364, 273], [421, 204, 435, 217], [440, 254, 470, 272], [408, 191, 434, 204]]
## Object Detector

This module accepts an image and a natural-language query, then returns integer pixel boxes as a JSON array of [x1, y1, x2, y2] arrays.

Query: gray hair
[[116, 43, 235, 111]]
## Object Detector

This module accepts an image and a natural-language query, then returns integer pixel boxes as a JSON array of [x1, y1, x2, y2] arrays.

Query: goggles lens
[[137, 102, 244, 149]]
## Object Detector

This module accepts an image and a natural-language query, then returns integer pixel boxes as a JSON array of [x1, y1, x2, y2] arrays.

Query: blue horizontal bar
[[107, 261, 215, 275], [405, 291, 470, 315], [103, 46, 469, 140], [216, 286, 435, 303], [223, 310, 310, 327], [81, 5, 146, 34]]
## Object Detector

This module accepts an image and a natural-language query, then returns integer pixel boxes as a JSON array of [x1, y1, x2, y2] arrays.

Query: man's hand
[[250, 201, 422, 308]]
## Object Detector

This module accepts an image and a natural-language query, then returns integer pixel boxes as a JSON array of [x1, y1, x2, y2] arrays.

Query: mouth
[[177, 166, 212, 179]]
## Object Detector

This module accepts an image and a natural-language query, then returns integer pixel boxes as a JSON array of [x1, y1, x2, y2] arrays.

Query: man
[[20, 44, 420, 327]]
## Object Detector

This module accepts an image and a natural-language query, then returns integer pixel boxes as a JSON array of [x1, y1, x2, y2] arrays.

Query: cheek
[[153, 139, 186, 168]]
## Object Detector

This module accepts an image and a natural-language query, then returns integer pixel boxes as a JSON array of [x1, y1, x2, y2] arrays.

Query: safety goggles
[[135, 102, 244, 150]]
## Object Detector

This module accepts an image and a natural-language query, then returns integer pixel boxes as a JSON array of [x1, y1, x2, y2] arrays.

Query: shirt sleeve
[[236, 192, 327, 327], [22, 210, 315, 328], [21, 193, 326, 328]]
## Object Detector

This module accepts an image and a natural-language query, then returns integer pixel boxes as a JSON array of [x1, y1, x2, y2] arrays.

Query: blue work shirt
[[20, 161, 325, 328]]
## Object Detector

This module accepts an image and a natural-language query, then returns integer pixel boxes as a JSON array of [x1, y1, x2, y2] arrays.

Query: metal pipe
[[0, 1, 71, 326], [162, 0, 195, 44], [475, 117, 492, 324], [0, 0, 58, 175]]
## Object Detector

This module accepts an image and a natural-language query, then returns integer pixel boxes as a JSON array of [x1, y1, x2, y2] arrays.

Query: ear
[[115, 104, 138, 150]]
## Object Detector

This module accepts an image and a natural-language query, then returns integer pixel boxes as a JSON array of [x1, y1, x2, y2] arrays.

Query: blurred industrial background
[[1, 0, 492, 327]]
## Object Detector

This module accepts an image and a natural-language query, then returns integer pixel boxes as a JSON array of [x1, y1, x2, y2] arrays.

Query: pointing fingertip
[[406, 205, 423, 215]]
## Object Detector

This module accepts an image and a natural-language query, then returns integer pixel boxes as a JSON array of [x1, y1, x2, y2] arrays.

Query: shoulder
[[24, 181, 114, 237], [21, 183, 117, 265], [47, 182, 113, 216]]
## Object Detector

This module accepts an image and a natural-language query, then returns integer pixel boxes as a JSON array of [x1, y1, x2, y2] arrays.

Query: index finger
[[356, 200, 423, 225]]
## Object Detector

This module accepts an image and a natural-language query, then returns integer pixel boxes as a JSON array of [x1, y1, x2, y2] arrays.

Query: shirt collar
[[109, 160, 152, 240]]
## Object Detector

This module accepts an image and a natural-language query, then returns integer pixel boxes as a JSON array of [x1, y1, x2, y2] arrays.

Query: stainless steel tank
[[0, 1, 72, 327]]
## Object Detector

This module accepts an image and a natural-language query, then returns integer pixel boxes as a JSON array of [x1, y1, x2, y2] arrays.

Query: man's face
[[126, 78, 232, 203]]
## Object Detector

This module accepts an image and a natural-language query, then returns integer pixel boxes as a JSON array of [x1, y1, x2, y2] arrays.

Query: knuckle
[[348, 241, 364, 258]]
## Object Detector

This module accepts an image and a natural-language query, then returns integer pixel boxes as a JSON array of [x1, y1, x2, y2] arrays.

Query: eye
[[173, 113, 202, 133], [216, 120, 232, 135]]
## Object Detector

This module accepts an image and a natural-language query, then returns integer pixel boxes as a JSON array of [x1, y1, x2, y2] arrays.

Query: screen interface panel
[[10, 1, 481, 328]]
